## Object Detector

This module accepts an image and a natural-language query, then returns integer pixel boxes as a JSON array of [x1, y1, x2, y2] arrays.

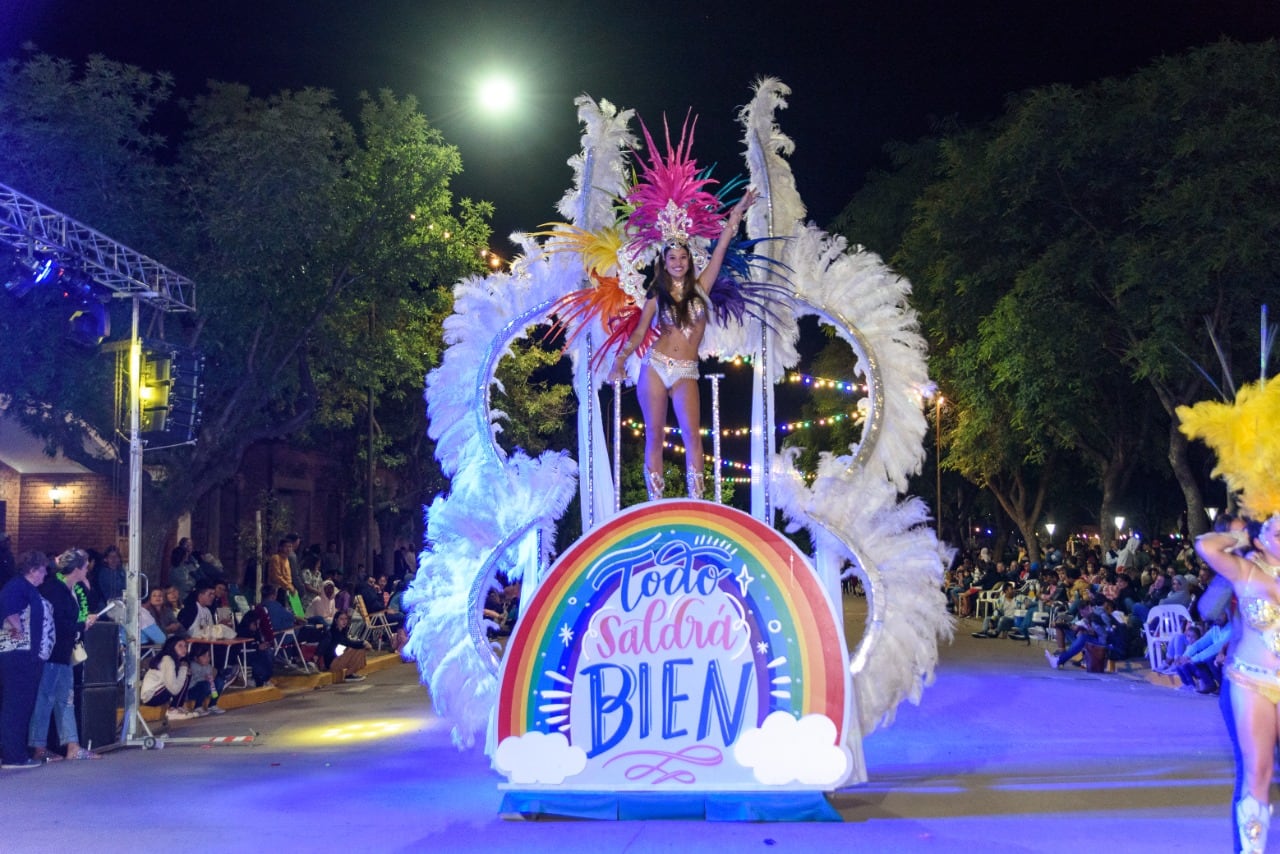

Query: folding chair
[[364, 611, 398, 651], [272, 627, 317, 673]]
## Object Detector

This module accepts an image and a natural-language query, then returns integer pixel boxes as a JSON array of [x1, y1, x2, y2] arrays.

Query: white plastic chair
[[1143, 603, 1192, 671], [975, 589, 1003, 620]]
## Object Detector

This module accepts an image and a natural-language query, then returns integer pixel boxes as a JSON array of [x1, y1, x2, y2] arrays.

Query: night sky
[[4, 1, 1279, 251]]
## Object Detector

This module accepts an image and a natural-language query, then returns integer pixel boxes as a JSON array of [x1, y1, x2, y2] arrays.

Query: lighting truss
[[0, 181, 195, 312]]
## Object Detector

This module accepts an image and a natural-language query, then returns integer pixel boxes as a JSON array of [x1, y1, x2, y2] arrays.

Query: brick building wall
[[13, 472, 125, 555]]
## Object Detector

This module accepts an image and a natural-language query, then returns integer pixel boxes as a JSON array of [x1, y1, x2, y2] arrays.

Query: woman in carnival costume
[[544, 115, 783, 502], [1180, 375, 1280, 853], [609, 188, 756, 500]]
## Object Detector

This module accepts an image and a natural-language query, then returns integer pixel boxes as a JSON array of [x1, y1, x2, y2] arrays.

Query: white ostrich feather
[[773, 449, 954, 734], [556, 96, 636, 225]]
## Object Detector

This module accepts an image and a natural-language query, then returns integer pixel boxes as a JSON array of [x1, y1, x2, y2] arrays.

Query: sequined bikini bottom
[[644, 353, 699, 389], [1227, 657, 1280, 705]]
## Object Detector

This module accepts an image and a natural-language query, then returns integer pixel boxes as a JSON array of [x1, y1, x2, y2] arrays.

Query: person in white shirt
[[140, 636, 193, 720]]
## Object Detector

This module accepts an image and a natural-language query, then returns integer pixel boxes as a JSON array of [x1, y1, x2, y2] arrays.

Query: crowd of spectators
[[1, 532, 420, 766], [947, 533, 1230, 691]]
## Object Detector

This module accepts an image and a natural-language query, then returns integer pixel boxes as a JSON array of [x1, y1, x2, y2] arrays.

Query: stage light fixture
[[3, 251, 59, 298], [62, 270, 113, 347]]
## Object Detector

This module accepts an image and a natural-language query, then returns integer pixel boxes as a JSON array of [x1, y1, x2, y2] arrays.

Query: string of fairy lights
[[620, 369, 869, 477]]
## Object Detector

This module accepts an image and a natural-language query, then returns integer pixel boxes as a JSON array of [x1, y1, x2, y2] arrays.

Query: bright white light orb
[[477, 75, 517, 114]]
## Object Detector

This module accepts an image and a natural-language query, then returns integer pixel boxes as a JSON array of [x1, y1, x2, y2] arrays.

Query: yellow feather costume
[[1177, 379, 1280, 519]]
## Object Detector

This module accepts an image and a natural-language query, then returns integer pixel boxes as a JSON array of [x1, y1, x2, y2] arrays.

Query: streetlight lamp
[[1045, 522, 1056, 541], [926, 392, 944, 539], [1206, 507, 1219, 523], [1114, 515, 1126, 540]]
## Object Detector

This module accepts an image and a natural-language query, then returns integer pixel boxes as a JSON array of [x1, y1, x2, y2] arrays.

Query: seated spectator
[[212, 581, 234, 627], [262, 586, 301, 635], [143, 588, 181, 638], [972, 582, 1020, 638], [384, 579, 410, 651], [963, 563, 1003, 618], [178, 582, 217, 638], [1132, 571, 1170, 624], [141, 636, 194, 720], [186, 644, 226, 714], [1046, 598, 1109, 669], [163, 586, 183, 626], [1169, 610, 1231, 693], [234, 610, 275, 688], [1159, 614, 1198, 669], [1011, 569, 1068, 640], [319, 611, 370, 682], [139, 601, 167, 645], [334, 582, 353, 615], [358, 574, 385, 616], [1162, 574, 1195, 609], [306, 580, 338, 626]]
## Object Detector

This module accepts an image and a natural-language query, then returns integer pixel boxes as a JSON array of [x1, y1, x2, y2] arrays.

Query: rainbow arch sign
[[492, 500, 856, 792]]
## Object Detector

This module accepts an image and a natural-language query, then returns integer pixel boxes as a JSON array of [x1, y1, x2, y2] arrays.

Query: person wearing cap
[[0, 550, 52, 769], [29, 549, 100, 760]]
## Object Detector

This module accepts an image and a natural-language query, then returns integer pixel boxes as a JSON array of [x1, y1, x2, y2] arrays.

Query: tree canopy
[[836, 39, 1280, 547]]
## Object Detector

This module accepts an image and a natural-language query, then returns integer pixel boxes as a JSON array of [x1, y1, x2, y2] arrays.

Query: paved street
[[0, 604, 1240, 853]]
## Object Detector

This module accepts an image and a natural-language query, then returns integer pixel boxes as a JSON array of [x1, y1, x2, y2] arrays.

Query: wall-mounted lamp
[[49, 486, 66, 507]]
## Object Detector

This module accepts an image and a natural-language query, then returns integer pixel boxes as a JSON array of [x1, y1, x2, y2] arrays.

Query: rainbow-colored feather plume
[[1178, 379, 1280, 518]]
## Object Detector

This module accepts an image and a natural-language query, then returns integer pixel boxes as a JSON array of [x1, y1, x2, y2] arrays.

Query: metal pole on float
[[122, 296, 144, 744], [707, 373, 724, 503], [612, 379, 622, 513]]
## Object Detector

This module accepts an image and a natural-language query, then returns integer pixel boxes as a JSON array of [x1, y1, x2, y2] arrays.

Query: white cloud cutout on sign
[[493, 731, 587, 785], [733, 711, 851, 787]]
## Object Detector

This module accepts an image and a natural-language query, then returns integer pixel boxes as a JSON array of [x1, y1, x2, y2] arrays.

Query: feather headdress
[[623, 113, 723, 267], [1178, 378, 1280, 519], [536, 109, 793, 369]]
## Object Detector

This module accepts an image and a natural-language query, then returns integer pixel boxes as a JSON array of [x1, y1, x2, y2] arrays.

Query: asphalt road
[[0, 601, 1239, 853]]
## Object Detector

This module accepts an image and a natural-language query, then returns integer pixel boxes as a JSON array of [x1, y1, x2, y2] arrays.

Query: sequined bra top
[[657, 297, 706, 337], [1242, 560, 1280, 656]]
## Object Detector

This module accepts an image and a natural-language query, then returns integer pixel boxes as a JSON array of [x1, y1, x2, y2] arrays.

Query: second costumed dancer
[[1180, 374, 1280, 854]]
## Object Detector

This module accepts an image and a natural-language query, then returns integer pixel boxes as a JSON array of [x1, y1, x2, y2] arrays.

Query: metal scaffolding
[[0, 181, 195, 312]]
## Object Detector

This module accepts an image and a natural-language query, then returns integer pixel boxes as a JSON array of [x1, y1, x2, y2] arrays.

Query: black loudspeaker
[[77, 683, 121, 751], [82, 621, 121, 686]]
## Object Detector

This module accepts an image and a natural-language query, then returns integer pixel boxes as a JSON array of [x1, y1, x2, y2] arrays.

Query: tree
[[842, 39, 1280, 545], [0, 53, 492, 576]]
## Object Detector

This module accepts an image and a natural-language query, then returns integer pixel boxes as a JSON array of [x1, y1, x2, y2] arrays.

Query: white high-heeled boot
[[686, 469, 704, 500], [1237, 794, 1271, 854], [645, 469, 665, 501]]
